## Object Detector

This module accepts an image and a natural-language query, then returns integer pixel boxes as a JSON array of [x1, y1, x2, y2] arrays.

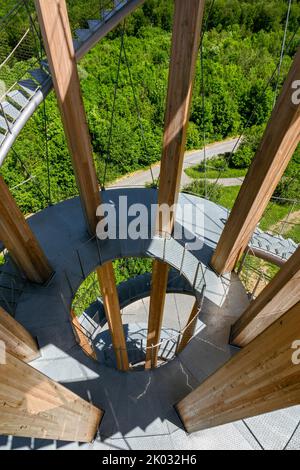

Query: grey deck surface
[[0, 188, 299, 450]]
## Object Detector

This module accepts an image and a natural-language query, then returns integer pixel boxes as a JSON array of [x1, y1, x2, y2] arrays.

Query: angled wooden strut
[[211, 47, 300, 275], [0, 176, 52, 284], [231, 245, 300, 347], [36, 0, 129, 371], [0, 351, 103, 442], [0, 306, 40, 362], [176, 300, 300, 433], [145, 0, 205, 369]]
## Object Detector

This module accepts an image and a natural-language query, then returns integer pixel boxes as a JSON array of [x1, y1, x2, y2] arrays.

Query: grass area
[[185, 165, 247, 180]]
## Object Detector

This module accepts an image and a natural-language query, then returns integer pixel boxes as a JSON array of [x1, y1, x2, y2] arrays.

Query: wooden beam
[[146, 0, 205, 368], [145, 260, 169, 369], [0, 306, 40, 362], [35, 0, 100, 234], [176, 300, 300, 433], [231, 246, 300, 347], [0, 350, 103, 442], [70, 309, 97, 361], [97, 265, 129, 371], [176, 301, 199, 355], [35, 0, 128, 371], [211, 47, 300, 274], [0, 176, 52, 284]]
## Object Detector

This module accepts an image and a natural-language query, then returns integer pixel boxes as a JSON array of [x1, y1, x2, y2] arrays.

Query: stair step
[[40, 60, 50, 71], [88, 19, 102, 30], [18, 79, 38, 97], [0, 133, 5, 145], [29, 68, 49, 85], [0, 115, 9, 132], [0, 101, 20, 121], [75, 29, 92, 42], [73, 39, 82, 51], [7, 90, 29, 109]]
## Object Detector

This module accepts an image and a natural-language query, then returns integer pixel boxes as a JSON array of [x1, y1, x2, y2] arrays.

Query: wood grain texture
[[70, 309, 97, 361], [231, 246, 300, 347], [211, 47, 300, 274], [0, 306, 40, 362], [0, 351, 103, 442], [145, 260, 169, 369], [177, 300, 300, 433], [146, 0, 205, 369], [97, 265, 129, 371], [35, 0, 100, 234], [0, 176, 52, 284], [176, 301, 199, 354]]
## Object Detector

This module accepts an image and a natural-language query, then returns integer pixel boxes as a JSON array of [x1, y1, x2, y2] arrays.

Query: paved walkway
[[110, 138, 242, 189]]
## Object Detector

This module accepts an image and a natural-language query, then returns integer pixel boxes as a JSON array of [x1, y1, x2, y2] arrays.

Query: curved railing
[[0, 0, 145, 164]]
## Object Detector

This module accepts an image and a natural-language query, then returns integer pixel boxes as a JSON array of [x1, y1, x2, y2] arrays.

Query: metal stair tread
[[18, 79, 39, 97], [7, 90, 29, 109], [0, 101, 20, 121], [29, 68, 49, 84]]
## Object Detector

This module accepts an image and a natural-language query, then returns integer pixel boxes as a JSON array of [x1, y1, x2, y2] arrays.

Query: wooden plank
[[35, 0, 100, 234], [0, 176, 52, 284], [211, 47, 300, 274], [0, 306, 40, 362], [0, 351, 103, 442], [145, 260, 169, 369], [146, 0, 205, 368], [176, 301, 199, 354], [176, 300, 300, 433], [70, 309, 97, 361], [35, 0, 128, 371], [231, 246, 300, 347], [97, 265, 129, 371]]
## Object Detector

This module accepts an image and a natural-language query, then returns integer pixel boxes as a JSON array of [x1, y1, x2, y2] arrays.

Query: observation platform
[[0, 188, 299, 450]]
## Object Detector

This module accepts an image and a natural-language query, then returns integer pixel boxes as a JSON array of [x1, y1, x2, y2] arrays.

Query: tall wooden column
[[231, 246, 300, 347], [0, 351, 103, 442], [97, 265, 129, 371], [145, 0, 205, 369], [176, 300, 300, 433], [35, 0, 129, 371], [176, 301, 199, 354], [0, 306, 40, 362], [0, 176, 52, 284], [211, 47, 300, 274]]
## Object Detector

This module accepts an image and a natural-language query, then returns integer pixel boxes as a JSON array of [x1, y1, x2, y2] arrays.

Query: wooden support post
[[97, 265, 129, 371], [35, 0, 128, 371], [0, 351, 103, 442], [176, 300, 300, 433], [0, 306, 40, 362], [35, 0, 100, 234], [145, 260, 169, 369], [176, 301, 199, 355], [0, 176, 52, 284], [231, 246, 300, 347], [145, 0, 205, 369], [211, 47, 300, 274]]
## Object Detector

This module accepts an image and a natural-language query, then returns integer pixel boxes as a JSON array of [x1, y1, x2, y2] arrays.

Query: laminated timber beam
[[145, 0, 205, 369], [0, 306, 40, 362], [176, 300, 300, 433], [176, 301, 199, 355], [0, 176, 52, 284], [97, 265, 129, 371], [0, 351, 103, 442], [35, 0, 129, 371], [231, 246, 300, 347], [211, 47, 300, 275]]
